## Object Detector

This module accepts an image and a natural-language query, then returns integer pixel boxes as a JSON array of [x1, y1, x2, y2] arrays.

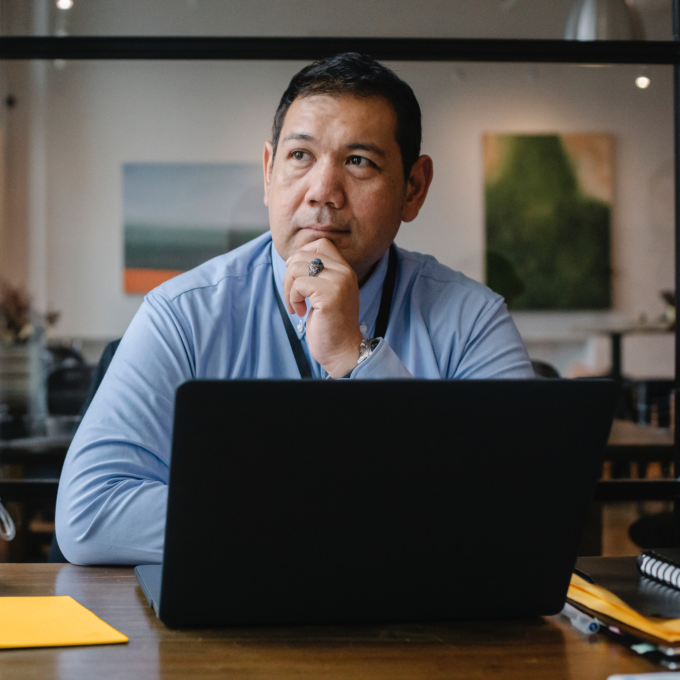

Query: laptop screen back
[[158, 379, 617, 627]]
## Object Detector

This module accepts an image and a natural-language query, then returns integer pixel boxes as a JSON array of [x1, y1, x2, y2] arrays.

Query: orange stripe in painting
[[124, 268, 184, 294]]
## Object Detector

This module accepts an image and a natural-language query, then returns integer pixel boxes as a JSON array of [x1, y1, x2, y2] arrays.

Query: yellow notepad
[[0, 596, 128, 649], [568, 573, 680, 643]]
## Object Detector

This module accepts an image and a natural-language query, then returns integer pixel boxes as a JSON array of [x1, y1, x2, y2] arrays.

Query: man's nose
[[305, 160, 345, 210]]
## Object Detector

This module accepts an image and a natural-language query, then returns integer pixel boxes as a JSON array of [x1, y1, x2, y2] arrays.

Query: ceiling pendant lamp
[[564, 0, 645, 40]]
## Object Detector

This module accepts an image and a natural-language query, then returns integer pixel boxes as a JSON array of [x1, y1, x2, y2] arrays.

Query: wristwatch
[[357, 338, 380, 365], [336, 338, 380, 380]]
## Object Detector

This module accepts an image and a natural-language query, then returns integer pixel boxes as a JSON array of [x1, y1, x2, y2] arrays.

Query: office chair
[[47, 366, 95, 416], [530, 359, 560, 379]]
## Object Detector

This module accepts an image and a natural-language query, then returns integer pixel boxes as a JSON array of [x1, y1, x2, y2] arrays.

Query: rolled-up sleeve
[[345, 298, 533, 381], [55, 292, 194, 565]]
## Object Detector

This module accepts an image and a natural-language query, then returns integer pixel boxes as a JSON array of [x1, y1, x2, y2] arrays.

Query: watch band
[[357, 338, 380, 365], [331, 338, 379, 380]]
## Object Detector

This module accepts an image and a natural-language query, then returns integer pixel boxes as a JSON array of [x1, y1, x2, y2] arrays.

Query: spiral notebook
[[638, 550, 680, 591], [568, 572, 680, 645]]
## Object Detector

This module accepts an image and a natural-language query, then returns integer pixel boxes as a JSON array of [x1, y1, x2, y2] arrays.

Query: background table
[[0, 563, 663, 679], [580, 322, 673, 382]]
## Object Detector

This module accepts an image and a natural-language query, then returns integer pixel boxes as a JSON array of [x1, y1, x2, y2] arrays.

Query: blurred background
[[0, 0, 675, 560]]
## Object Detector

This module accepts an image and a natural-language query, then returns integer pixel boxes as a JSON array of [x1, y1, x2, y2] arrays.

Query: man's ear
[[263, 141, 274, 207], [401, 155, 434, 223]]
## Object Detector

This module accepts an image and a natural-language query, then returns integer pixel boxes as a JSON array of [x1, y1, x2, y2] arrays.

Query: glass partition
[[0, 0, 674, 41], [0, 55, 674, 559]]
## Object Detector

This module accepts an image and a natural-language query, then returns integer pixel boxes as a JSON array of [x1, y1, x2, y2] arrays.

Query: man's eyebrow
[[345, 142, 386, 158], [281, 133, 315, 143]]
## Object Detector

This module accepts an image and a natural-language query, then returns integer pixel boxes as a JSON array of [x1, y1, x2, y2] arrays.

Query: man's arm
[[450, 297, 534, 379], [345, 295, 532, 380], [55, 292, 194, 565], [341, 339, 414, 379], [284, 239, 532, 381]]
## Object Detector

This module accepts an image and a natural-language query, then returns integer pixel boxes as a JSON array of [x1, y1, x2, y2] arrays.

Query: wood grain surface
[[0, 564, 660, 679]]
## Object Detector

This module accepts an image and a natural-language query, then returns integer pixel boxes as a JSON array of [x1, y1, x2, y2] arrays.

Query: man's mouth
[[299, 225, 349, 234]]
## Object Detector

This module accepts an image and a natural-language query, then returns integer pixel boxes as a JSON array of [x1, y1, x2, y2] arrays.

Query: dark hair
[[271, 52, 422, 179]]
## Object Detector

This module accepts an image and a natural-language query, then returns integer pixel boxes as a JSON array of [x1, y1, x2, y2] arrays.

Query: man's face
[[264, 94, 408, 280]]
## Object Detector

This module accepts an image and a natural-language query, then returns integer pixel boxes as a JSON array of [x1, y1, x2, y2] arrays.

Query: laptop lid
[[156, 379, 617, 627]]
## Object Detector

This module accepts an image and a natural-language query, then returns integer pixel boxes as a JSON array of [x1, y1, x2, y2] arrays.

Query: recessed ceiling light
[[56, 0, 73, 10]]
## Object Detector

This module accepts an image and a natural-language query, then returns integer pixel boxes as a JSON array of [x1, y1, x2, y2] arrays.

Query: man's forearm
[[55, 292, 192, 565], [56, 467, 167, 565]]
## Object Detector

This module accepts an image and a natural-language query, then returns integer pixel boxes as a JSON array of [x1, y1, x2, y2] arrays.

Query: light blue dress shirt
[[55, 232, 533, 565]]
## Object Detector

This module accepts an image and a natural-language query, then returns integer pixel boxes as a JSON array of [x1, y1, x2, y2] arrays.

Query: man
[[55, 53, 533, 565]]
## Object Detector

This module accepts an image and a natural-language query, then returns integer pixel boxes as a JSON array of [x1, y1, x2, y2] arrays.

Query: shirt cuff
[[349, 339, 414, 379]]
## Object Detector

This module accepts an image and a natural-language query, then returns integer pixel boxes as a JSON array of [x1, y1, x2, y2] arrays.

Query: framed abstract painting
[[123, 163, 268, 294]]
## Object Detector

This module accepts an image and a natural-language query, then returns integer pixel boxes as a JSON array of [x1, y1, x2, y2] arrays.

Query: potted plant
[[0, 283, 60, 431]]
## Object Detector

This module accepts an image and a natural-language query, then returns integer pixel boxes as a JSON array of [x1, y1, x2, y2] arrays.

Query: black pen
[[574, 567, 596, 584]]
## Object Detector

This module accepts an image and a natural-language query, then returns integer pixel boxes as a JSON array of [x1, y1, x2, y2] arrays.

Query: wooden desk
[[608, 418, 674, 449], [0, 564, 660, 679], [594, 419, 678, 502]]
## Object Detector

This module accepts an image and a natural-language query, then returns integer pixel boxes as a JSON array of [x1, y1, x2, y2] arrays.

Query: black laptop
[[135, 379, 617, 627]]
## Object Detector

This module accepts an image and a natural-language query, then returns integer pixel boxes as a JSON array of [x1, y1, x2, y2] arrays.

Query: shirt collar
[[271, 240, 391, 340]]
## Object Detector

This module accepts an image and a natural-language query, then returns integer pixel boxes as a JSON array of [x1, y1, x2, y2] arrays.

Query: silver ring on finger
[[308, 258, 324, 277]]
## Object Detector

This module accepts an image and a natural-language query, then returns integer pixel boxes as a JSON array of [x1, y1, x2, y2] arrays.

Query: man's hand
[[283, 238, 365, 378]]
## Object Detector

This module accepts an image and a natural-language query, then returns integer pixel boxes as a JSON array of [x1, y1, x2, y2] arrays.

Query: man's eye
[[291, 150, 307, 161], [347, 155, 378, 170]]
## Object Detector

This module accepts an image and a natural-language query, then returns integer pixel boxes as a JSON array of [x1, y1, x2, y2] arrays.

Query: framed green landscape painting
[[484, 133, 612, 310]]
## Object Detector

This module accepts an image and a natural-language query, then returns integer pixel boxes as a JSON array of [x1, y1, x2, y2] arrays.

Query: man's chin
[[293, 230, 352, 252]]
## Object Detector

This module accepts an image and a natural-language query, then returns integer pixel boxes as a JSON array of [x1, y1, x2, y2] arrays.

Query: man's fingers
[[285, 260, 344, 285], [282, 238, 357, 317], [289, 296, 307, 317], [285, 266, 343, 314], [295, 237, 344, 261], [283, 261, 311, 314], [283, 257, 348, 315], [289, 276, 335, 309], [286, 248, 345, 273]]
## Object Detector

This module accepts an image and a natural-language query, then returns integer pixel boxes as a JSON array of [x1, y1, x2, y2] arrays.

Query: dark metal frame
[[596, 480, 680, 502], [1, 15, 680, 503], [0, 36, 678, 63]]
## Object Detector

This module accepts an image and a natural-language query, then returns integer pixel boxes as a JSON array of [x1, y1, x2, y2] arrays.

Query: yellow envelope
[[568, 573, 680, 643], [0, 596, 128, 649]]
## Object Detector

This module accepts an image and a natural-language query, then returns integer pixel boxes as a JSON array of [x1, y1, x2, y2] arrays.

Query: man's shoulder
[[149, 232, 272, 302], [396, 246, 502, 307]]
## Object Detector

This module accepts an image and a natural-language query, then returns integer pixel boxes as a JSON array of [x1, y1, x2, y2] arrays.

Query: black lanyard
[[272, 243, 398, 379]]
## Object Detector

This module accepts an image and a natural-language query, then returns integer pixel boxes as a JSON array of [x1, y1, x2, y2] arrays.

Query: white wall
[[2, 0, 676, 377], [31, 0, 675, 41], [396, 61, 675, 377]]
